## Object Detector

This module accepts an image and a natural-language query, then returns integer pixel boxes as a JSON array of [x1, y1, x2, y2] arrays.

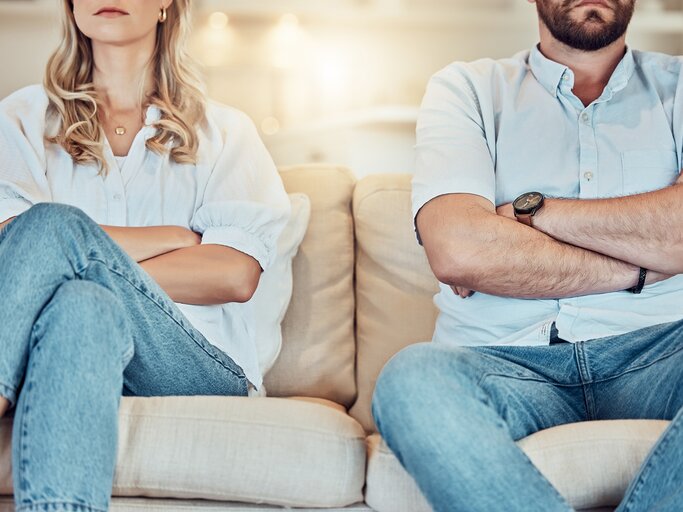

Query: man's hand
[[451, 285, 475, 299], [496, 203, 515, 220]]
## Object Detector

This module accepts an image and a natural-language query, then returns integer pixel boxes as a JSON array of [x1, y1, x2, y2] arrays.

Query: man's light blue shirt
[[413, 45, 683, 347]]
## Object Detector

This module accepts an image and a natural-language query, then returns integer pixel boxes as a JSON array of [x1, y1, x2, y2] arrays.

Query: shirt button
[[581, 113, 590, 123], [113, 193, 122, 201], [562, 74, 569, 81], [583, 171, 594, 181]]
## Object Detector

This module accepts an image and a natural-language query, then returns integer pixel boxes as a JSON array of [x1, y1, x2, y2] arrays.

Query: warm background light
[[1, 0, 682, 176], [208, 11, 229, 30]]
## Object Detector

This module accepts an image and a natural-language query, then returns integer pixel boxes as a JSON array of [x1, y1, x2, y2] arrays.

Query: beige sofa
[[0, 165, 670, 511]]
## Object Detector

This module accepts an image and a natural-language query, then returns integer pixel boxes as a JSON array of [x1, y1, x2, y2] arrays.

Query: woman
[[0, 0, 289, 509]]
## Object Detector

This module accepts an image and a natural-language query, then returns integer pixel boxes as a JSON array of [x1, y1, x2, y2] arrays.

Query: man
[[372, 1, 683, 511]]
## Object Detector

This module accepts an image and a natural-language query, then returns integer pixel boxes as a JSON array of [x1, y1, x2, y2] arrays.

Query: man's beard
[[536, 0, 635, 51]]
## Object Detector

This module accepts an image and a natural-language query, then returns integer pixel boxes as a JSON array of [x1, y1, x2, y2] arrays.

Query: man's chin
[[574, 7, 615, 23], [566, 16, 610, 34]]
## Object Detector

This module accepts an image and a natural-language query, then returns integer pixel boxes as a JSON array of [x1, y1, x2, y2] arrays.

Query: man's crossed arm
[[498, 176, 683, 276], [416, 174, 683, 300]]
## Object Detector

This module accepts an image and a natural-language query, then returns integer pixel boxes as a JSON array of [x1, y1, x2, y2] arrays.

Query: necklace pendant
[[115, 126, 126, 136]]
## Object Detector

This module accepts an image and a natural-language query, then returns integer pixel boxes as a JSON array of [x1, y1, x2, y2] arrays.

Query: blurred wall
[[1, 0, 682, 176]]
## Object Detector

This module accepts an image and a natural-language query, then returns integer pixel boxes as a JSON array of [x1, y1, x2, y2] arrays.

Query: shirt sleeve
[[412, 64, 497, 231], [190, 111, 290, 271], [0, 90, 52, 223]]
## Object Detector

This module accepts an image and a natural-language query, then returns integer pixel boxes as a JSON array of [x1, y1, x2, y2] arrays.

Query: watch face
[[513, 192, 544, 214]]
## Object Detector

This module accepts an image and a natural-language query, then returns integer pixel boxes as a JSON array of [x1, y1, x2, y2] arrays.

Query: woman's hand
[[176, 226, 202, 249], [0, 217, 15, 231]]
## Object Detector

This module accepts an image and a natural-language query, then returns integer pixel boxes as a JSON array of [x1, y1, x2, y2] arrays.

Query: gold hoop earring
[[158, 6, 167, 23]]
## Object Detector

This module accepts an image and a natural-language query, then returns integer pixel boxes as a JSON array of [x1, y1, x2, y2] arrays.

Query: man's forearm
[[101, 225, 201, 262], [139, 244, 261, 305], [450, 218, 648, 298], [418, 195, 665, 300], [529, 180, 683, 274]]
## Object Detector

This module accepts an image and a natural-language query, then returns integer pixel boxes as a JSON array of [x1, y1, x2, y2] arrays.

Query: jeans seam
[[590, 344, 683, 385], [16, 332, 39, 501], [476, 373, 584, 388], [16, 501, 107, 512], [574, 343, 596, 421], [620, 413, 681, 512], [84, 256, 246, 381]]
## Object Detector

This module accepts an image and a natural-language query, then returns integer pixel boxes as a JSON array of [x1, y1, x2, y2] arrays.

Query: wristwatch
[[513, 192, 545, 227]]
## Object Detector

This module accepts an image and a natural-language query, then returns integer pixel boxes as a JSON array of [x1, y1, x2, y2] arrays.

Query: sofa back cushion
[[266, 165, 357, 407], [350, 174, 439, 431]]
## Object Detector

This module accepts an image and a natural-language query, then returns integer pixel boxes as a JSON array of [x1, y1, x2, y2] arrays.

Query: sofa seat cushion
[[0, 396, 366, 508], [365, 420, 669, 512]]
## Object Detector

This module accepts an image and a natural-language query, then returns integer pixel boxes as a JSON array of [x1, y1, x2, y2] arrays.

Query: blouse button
[[113, 193, 122, 201]]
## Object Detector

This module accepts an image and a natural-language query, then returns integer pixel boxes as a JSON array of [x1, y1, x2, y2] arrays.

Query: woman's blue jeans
[[373, 319, 683, 512], [0, 203, 248, 512]]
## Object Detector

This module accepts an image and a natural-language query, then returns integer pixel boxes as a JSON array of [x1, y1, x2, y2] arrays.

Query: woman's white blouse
[[0, 85, 291, 390]]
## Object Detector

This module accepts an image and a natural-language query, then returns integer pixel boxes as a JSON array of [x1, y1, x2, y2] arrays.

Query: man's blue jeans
[[0, 203, 248, 512], [373, 319, 683, 512]]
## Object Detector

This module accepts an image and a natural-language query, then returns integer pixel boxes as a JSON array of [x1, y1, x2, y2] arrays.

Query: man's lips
[[576, 0, 610, 7]]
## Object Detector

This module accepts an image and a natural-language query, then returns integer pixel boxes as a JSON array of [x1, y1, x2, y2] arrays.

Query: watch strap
[[515, 214, 533, 227]]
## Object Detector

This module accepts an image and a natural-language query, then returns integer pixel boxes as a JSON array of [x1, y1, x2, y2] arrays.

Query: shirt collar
[[145, 104, 161, 125], [143, 104, 162, 139], [528, 44, 635, 98]]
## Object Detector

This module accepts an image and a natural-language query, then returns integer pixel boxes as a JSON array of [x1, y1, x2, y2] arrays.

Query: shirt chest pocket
[[621, 150, 680, 195]]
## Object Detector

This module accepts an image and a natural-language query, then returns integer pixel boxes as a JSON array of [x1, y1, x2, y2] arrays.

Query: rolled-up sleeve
[[191, 111, 290, 270], [0, 189, 32, 222], [412, 64, 496, 226], [0, 90, 51, 222]]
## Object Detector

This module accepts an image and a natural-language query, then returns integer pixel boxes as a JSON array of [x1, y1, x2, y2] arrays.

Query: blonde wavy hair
[[44, 0, 206, 173]]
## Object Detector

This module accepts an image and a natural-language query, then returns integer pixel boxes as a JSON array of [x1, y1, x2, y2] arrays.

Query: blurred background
[[1, 0, 682, 176]]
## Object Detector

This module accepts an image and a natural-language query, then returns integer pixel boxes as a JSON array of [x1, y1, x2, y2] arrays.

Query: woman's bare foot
[[0, 397, 9, 419]]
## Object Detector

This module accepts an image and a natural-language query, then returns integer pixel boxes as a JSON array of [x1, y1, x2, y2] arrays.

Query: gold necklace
[[115, 126, 126, 136]]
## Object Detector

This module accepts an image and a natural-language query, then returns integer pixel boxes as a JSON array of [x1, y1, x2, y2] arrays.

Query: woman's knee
[[16, 203, 97, 237], [22, 202, 89, 222]]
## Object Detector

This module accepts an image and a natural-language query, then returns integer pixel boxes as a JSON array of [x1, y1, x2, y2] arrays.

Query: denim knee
[[9, 204, 102, 263], [372, 343, 483, 432], [374, 343, 432, 399], [21, 202, 89, 223], [372, 343, 441, 427], [17, 203, 97, 237], [33, 280, 133, 366]]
